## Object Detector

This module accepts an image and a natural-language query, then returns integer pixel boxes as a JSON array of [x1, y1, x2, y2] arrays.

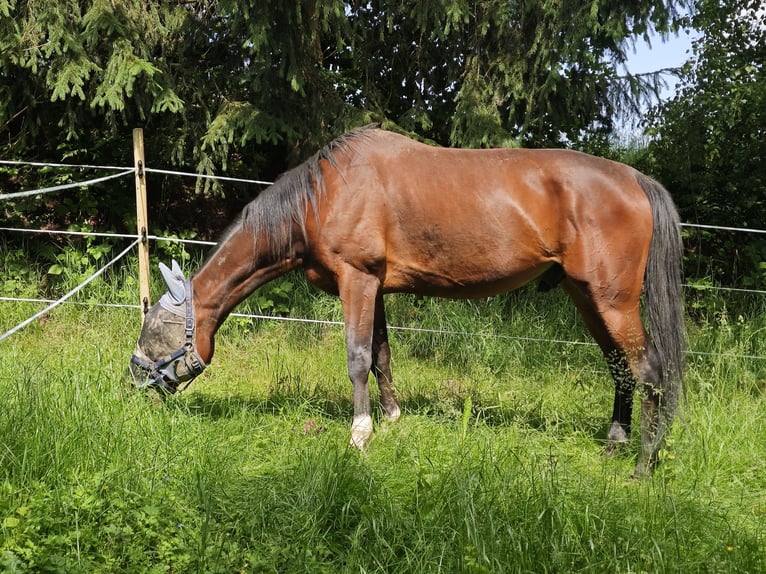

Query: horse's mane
[[218, 124, 379, 261]]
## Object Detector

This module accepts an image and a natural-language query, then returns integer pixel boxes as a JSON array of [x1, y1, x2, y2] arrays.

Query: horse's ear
[[159, 261, 186, 303], [171, 259, 183, 277]]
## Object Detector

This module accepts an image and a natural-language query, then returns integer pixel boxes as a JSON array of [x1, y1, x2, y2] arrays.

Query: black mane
[[221, 124, 378, 260]]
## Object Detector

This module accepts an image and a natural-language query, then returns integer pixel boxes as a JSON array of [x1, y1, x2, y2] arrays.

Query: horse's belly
[[382, 261, 553, 298]]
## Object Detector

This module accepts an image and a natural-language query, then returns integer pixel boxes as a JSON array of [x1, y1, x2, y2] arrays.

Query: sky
[[624, 29, 698, 102]]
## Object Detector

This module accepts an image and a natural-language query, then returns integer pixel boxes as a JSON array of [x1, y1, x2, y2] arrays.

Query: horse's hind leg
[[562, 280, 662, 475], [572, 304, 639, 449], [603, 348, 636, 450], [600, 316, 667, 477], [373, 294, 401, 422]]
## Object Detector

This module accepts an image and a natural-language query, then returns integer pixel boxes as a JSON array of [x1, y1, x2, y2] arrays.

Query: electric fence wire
[[2, 160, 766, 359], [143, 167, 273, 187], [7, 226, 762, 295], [0, 169, 134, 200], [0, 239, 140, 342], [0, 159, 130, 171], [3, 158, 766, 235], [0, 227, 218, 246], [681, 222, 766, 235], [3, 295, 764, 361]]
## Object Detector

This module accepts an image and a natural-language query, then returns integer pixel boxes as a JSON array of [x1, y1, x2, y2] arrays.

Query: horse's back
[[342, 130, 648, 224], [310, 129, 653, 296]]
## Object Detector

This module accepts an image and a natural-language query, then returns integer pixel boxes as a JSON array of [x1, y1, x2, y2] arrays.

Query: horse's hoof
[[349, 414, 373, 450], [383, 404, 401, 423]]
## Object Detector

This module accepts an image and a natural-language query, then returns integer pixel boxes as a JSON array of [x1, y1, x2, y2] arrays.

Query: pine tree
[[1, 0, 691, 178]]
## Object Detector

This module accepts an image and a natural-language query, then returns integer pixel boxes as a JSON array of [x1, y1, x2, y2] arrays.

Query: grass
[[1, 272, 765, 572]]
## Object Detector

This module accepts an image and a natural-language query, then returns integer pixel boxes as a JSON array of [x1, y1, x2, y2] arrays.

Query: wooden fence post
[[133, 128, 151, 321]]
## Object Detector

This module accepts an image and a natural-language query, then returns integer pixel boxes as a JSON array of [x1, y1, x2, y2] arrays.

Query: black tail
[[637, 173, 685, 439]]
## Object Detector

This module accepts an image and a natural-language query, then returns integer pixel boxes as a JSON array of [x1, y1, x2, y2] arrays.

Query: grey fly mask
[[130, 261, 206, 395]]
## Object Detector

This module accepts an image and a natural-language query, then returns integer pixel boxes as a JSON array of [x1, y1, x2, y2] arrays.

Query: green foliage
[[344, 0, 693, 149], [1, 0, 692, 176], [152, 231, 199, 265], [1, 0, 701, 264], [46, 226, 114, 273], [248, 277, 295, 316], [0, 162, 135, 262], [0, 477, 202, 572], [0, 240, 42, 298], [646, 0, 766, 287]]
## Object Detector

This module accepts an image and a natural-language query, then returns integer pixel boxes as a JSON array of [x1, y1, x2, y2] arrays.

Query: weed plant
[[1, 262, 765, 572]]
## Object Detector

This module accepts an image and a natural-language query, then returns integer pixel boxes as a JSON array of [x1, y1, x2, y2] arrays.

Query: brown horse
[[130, 125, 684, 477]]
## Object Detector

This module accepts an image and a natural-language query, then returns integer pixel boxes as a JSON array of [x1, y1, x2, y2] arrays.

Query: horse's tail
[[637, 172, 685, 440]]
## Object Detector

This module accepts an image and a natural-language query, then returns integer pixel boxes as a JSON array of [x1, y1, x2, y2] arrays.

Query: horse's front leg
[[373, 294, 401, 422], [339, 269, 379, 449]]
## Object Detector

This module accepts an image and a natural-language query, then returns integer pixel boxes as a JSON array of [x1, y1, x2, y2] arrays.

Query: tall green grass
[[1, 267, 765, 572]]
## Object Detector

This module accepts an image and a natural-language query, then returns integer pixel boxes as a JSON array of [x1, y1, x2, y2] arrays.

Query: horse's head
[[128, 260, 207, 396]]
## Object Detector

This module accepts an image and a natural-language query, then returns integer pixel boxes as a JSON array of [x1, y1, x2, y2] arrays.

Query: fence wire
[[2, 159, 765, 361], [144, 167, 273, 187], [0, 159, 131, 171], [0, 239, 139, 342], [0, 169, 134, 200], [3, 294, 764, 362]]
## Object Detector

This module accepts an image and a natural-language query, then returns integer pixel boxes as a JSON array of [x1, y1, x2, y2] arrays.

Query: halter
[[130, 280, 206, 395]]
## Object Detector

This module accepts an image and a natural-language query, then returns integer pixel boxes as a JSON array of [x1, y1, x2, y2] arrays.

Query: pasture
[[1, 271, 765, 572]]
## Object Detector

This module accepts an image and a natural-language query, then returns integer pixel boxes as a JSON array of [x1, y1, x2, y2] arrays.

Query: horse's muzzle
[[129, 345, 206, 395]]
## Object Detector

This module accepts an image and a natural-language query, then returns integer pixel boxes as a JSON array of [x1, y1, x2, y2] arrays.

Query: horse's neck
[[191, 227, 301, 340]]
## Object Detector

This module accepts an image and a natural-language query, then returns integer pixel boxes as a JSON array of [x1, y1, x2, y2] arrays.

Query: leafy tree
[[0, 0, 361, 176], [2, 1, 692, 162], [342, 0, 692, 150], [646, 0, 765, 287], [0, 0, 692, 241]]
